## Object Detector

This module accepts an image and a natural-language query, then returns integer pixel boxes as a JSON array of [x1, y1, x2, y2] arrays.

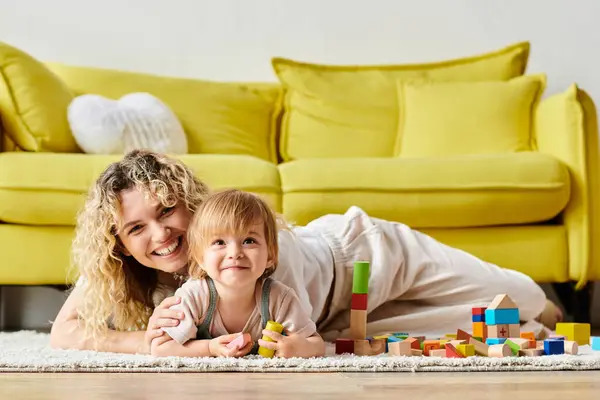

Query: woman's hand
[[141, 296, 184, 354], [209, 334, 254, 358]]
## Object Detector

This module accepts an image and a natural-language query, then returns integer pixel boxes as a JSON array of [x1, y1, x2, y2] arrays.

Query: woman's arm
[[50, 285, 150, 354]]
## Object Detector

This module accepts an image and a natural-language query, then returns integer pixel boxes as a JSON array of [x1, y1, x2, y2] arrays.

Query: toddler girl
[[151, 188, 325, 358]]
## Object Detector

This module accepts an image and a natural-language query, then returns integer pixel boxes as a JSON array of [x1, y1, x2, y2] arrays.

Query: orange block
[[472, 322, 487, 340], [423, 340, 441, 356], [520, 331, 535, 341]]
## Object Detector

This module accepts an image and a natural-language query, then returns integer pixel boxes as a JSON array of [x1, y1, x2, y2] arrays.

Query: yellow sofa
[[0, 41, 598, 308]]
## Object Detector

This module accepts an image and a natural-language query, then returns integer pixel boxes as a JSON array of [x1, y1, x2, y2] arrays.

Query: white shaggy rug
[[1, 331, 600, 373]]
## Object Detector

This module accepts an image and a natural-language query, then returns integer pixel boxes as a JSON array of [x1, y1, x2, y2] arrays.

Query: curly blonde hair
[[72, 149, 209, 344], [188, 189, 285, 280]]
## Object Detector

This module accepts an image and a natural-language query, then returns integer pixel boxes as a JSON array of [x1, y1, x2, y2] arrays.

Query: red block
[[335, 339, 354, 355], [472, 307, 487, 315], [351, 293, 368, 310], [445, 343, 464, 358]]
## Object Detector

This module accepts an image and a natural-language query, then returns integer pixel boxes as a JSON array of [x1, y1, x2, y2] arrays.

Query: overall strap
[[260, 278, 273, 327], [195, 277, 218, 340], [250, 278, 273, 355]]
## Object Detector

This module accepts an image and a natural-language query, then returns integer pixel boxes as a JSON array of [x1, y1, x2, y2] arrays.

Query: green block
[[473, 336, 483, 342], [505, 339, 520, 356], [352, 261, 370, 294]]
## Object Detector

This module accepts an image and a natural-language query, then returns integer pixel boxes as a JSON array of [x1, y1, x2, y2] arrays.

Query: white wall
[[1, 0, 599, 102]]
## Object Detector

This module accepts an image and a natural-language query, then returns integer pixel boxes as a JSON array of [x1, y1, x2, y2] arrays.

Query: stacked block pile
[[335, 261, 600, 358]]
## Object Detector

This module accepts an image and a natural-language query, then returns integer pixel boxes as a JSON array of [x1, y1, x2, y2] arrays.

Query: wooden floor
[[1, 371, 599, 399]]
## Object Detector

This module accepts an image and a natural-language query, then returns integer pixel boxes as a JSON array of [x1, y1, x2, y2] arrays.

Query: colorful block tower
[[350, 261, 369, 340], [472, 307, 487, 341], [485, 294, 520, 345]]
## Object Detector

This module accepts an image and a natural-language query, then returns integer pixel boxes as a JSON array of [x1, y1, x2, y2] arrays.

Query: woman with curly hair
[[50, 150, 557, 354]]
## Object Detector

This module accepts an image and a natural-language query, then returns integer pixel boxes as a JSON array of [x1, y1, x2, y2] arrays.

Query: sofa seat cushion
[[278, 152, 570, 227], [0, 153, 281, 226]]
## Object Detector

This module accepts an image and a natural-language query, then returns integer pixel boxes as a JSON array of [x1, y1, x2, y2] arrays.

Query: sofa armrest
[[534, 84, 600, 287]]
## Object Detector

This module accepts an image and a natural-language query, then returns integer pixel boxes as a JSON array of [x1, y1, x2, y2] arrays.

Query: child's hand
[[209, 333, 254, 358], [258, 329, 324, 359]]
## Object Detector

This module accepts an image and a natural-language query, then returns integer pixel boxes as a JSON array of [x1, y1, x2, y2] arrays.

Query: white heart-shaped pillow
[[68, 92, 188, 154]]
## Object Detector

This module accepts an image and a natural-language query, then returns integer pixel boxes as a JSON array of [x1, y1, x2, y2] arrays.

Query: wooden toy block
[[555, 323, 591, 345], [226, 332, 251, 349], [388, 340, 412, 356], [486, 337, 507, 345], [469, 337, 489, 356], [352, 261, 370, 294], [350, 309, 367, 339], [536, 340, 545, 350], [488, 294, 517, 310], [508, 338, 529, 349], [505, 339, 528, 356], [351, 293, 368, 310], [393, 332, 409, 337], [543, 339, 564, 355], [485, 308, 520, 325], [520, 331, 535, 341], [527, 340, 536, 349], [457, 329, 472, 341], [429, 349, 447, 357], [444, 343, 464, 358], [439, 339, 449, 348], [258, 321, 284, 358], [411, 349, 423, 356], [472, 322, 487, 340], [404, 337, 421, 350], [413, 336, 426, 343], [472, 336, 483, 342], [591, 337, 600, 351], [549, 335, 566, 341], [354, 340, 373, 356], [369, 338, 386, 355], [472, 314, 484, 323], [387, 335, 401, 342], [472, 307, 487, 315], [564, 341, 578, 355], [457, 344, 475, 357], [487, 324, 509, 339], [444, 334, 458, 339], [423, 340, 441, 356], [508, 324, 520, 338], [448, 340, 466, 348], [488, 343, 512, 358], [335, 338, 354, 355], [519, 349, 543, 357]]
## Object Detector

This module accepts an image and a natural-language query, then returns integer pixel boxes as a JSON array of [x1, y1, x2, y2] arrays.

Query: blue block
[[485, 308, 520, 325], [591, 337, 600, 351], [485, 338, 507, 345], [387, 336, 401, 343], [544, 340, 564, 355], [472, 314, 485, 322]]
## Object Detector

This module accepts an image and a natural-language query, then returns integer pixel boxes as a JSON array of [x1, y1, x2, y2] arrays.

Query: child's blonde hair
[[72, 149, 209, 344], [187, 189, 284, 279]]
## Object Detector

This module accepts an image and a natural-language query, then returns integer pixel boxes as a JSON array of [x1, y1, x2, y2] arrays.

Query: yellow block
[[258, 321, 284, 358], [457, 344, 475, 357], [555, 323, 591, 345]]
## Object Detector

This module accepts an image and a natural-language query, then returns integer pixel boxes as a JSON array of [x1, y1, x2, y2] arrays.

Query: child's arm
[[258, 330, 325, 358], [151, 333, 254, 358], [258, 283, 326, 358]]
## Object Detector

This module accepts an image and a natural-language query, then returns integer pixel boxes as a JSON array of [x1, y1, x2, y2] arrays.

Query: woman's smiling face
[[117, 187, 192, 274]]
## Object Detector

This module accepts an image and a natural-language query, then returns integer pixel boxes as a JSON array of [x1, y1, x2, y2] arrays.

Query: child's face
[[117, 187, 192, 274], [200, 221, 272, 288]]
